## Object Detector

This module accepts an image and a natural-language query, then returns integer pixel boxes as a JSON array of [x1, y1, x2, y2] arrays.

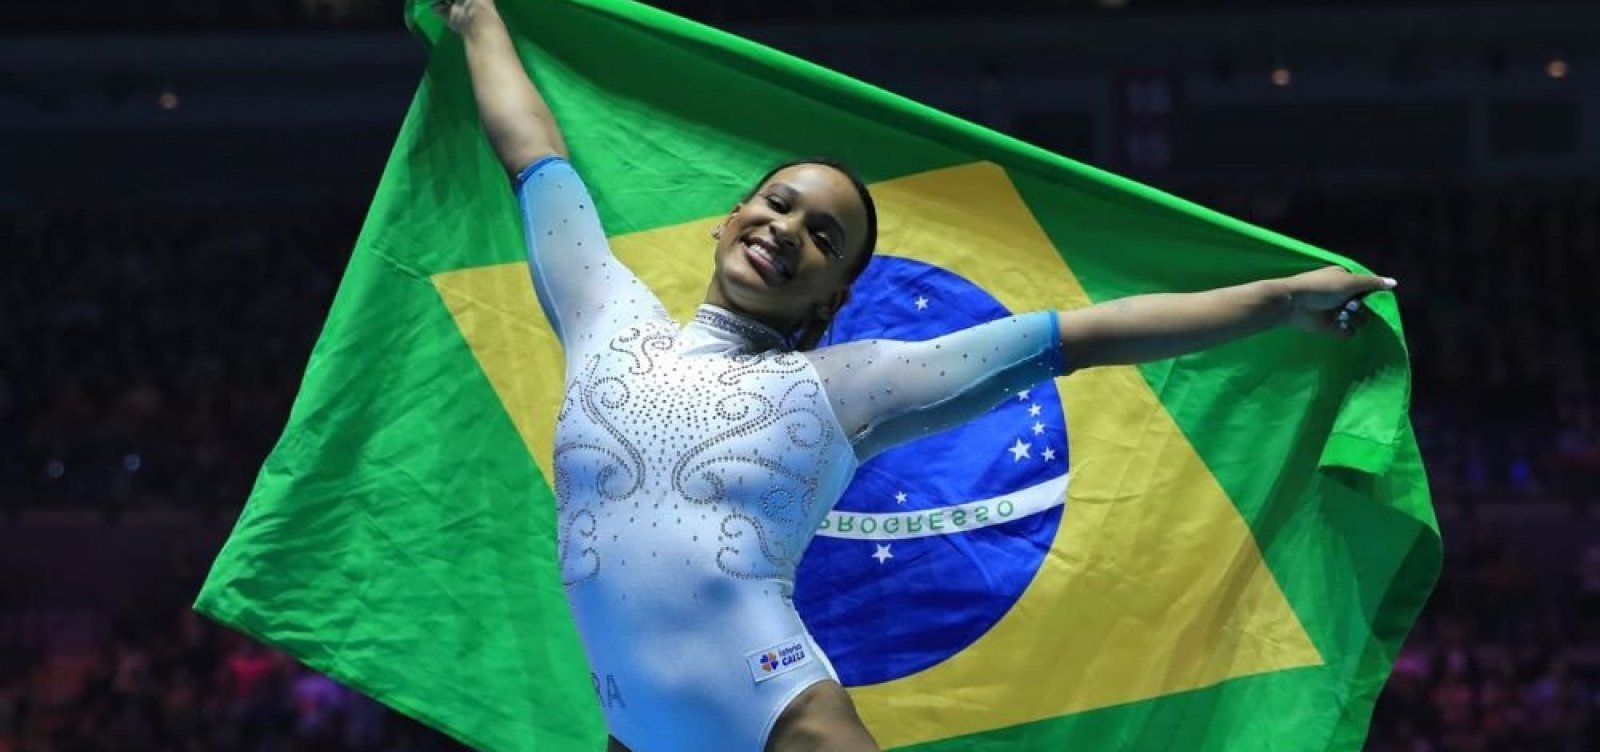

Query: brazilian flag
[[195, 1, 1439, 749]]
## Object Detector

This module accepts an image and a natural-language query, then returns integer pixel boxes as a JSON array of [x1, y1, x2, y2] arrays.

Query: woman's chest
[[552, 329, 852, 508]]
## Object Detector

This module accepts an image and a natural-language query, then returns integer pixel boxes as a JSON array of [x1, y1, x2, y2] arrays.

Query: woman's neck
[[701, 282, 799, 337]]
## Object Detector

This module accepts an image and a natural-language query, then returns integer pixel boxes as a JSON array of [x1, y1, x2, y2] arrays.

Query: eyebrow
[[771, 182, 850, 253]]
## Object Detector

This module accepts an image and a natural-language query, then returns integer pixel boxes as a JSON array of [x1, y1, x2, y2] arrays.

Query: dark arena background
[[4, 1, 1598, 750]]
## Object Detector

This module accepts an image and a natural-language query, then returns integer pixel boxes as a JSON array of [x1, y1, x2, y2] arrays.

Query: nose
[[769, 215, 802, 253]]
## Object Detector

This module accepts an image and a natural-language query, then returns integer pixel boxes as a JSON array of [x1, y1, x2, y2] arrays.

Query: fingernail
[[1382, 277, 1398, 288]]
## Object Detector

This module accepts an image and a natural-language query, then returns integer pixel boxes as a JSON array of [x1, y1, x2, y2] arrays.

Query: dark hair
[[741, 157, 878, 350]]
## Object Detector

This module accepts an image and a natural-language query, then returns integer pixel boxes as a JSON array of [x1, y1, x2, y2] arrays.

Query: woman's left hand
[[1283, 266, 1397, 336]]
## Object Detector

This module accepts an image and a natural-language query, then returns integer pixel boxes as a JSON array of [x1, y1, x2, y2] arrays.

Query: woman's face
[[708, 163, 871, 331]]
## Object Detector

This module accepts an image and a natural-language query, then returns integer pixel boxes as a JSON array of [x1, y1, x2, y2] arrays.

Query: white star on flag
[[913, 295, 929, 311], [895, 491, 908, 504], [872, 544, 894, 564], [1042, 447, 1057, 462], [1008, 438, 1032, 462], [1028, 404, 1042, 417], [1031, 421, 1045, 435], [1016, 388, 1031, 401]]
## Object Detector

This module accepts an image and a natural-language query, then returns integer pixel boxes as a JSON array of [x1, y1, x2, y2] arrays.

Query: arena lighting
[[1547, 58, 1569, 79], [158, 87, 180, 110], [1271, 66, 1292, 87]]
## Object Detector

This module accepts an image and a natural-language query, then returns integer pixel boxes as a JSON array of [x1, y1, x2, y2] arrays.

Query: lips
[[740, 236, 793, 283]]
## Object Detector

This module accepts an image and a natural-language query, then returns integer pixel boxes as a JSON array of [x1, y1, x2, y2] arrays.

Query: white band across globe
[[815, 473, 1069, 541]]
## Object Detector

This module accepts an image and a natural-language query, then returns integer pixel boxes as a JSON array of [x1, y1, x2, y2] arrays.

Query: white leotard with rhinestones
[[517, 157, 1065, 752]]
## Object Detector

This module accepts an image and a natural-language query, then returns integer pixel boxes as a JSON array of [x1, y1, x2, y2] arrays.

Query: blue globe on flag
[[794, 256, 1070, 686]]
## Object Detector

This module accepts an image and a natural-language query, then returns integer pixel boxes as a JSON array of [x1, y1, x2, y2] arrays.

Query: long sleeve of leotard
[[805, 311, 1068, 460], [514, 156, 667, 363]]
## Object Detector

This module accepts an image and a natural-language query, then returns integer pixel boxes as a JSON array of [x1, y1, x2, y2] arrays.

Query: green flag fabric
[[195, 1, 1439, 750]]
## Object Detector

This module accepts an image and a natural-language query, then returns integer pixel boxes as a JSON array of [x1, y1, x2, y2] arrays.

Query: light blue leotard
[[516, 157, 1065, 752]]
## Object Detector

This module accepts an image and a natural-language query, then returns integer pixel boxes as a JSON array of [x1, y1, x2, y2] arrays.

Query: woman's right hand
[[431, 0, 501, 35], [433, 0, 569, 169]]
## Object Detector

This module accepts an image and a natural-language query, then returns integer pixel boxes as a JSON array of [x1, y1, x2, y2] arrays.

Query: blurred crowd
[[0, 563, 469, 752], [1, 207, 358, 516], [1365, 534, 1600, 751]]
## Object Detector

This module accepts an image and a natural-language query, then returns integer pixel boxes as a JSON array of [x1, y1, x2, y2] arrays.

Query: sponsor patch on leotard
[[746, 637, 813, 683]]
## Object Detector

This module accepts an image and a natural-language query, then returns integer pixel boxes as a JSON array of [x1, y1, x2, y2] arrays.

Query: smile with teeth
[[742, 239, 794, 280]]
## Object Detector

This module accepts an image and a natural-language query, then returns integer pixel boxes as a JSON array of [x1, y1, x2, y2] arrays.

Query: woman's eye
[[764, 195, 786, 211], [816, 233, 842, 259]]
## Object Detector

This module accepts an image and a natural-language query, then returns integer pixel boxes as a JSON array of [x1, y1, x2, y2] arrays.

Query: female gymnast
[[435, 1, 1396, 750]]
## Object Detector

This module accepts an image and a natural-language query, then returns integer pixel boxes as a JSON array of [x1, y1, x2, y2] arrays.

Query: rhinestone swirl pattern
[[550, 309, 857, 591]]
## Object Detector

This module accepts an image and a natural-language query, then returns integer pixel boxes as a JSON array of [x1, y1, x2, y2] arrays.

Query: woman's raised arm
[[1055, 266, 1395, 370], [434, 0, 665, 359], [435, 0, 569, 174], [810, 267, 1394, 460]]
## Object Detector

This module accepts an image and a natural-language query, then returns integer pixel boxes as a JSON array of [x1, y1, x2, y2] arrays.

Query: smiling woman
[[434, 1, 1396, 750], [513, 152, 1063, 752], [707, 157, 879, 350]]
